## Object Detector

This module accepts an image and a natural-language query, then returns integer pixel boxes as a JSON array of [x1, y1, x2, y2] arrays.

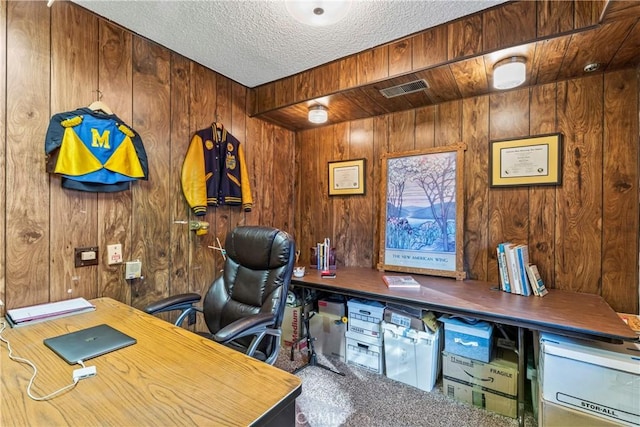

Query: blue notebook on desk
[[44, 324, 136, 364]]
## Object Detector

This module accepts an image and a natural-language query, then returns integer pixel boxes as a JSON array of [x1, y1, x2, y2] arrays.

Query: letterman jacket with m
[[181, 123, 253, 215]]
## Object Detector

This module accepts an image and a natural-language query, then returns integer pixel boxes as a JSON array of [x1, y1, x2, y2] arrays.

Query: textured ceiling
[[71, 0, 507, 88]]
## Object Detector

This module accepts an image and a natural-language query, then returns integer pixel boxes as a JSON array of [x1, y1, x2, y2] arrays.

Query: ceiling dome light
[[493, 57, 527, 90], [308, 105, 328, 124], [285, 0, 352, 27]]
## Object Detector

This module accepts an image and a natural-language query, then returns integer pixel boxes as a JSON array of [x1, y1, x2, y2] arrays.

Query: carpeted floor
[[274, 346, 538, 427]]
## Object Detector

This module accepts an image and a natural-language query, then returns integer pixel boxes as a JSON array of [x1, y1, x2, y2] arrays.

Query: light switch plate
[[75, 247, 99, 268]]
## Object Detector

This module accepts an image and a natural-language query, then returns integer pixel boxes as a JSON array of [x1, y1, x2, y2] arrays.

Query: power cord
[[0, 321, 96, 401]]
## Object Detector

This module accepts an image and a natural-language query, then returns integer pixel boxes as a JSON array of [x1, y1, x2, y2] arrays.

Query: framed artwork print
[[378, 143, 466, 280], [328, 159, 365, 196], [490, 133, 562, 187]]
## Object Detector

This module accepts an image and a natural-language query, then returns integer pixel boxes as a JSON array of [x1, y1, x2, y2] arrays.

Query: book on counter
[[382, 275, 421, 289], [524, 264, 548, 297], [5, 297, 96, 327]]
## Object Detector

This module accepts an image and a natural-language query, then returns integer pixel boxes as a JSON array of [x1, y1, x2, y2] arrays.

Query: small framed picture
[[490, 133, 562, 187], [328, 159, 365, 196]]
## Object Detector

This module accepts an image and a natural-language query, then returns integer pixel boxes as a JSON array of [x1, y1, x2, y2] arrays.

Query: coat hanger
[[88, 90, 113, 115]]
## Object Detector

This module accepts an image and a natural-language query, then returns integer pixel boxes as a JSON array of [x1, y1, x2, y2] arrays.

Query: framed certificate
[[328, 159, 365, 196], [490, 133, 562, 187]]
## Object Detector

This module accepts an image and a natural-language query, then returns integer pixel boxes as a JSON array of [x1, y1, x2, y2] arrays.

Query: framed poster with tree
[[378, 143, 466, 280]]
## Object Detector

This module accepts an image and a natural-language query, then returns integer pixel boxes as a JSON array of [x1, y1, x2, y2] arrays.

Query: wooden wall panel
[[388, 110, 415, 152], [230, 81, 248, 231], [414, 105, 436, 150], [528, 83, 558, 291], [130, 37, 171, 309], [412, 26, 447, 70], [6, 1, 50, 309], [49, 2, 99, 302], [272, 123, 295, 231], [97, 21, 133, 303], [330, 122, 349, 266], [168, 53, 191, 303], [556, 76, 603, 294], [462, 96, 490, 281], [389, 38, 412, 77], [187, 63, 218, 329], [483, 1, 536, 51], [602, 69, 638, 313], [537, 0, 574, 37], [0, 0, 6, 314], [487, 89, 530, 286], [448, 15, 483, 60], [435, 101, 462, 146], [357, 45, 388, 85]]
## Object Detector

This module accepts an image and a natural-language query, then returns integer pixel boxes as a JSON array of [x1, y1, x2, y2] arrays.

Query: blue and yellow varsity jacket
[[45, 108, 148, 192], [181, 123, 253, 215]]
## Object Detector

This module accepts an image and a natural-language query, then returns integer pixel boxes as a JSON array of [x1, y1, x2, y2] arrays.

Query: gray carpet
[[275, 347, 538, 427]]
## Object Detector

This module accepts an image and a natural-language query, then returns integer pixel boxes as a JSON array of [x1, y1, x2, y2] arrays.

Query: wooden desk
[[292, 267, 636, 426], [292, 267, 635, 342], [1, 298, 301, 426]]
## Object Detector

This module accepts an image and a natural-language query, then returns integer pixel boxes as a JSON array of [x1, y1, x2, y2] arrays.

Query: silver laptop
[[44, 324, 136, 364]]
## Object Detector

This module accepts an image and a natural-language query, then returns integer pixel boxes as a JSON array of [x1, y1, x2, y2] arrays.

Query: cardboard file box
[[347, 299, 385, 339], [539, 333, 640, 426], [439, 316, 493, 362], [346, 329, 384, 374], [539, 399, 623, 427], [443, 377, 517, 418], [281, 303, 311, 350], [442, 348, 518, 418], [382, 321, 442, 391], [308, 312, 346, 361], [442, 348, 518, 396]]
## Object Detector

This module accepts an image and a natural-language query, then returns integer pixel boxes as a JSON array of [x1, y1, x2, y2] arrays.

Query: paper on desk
[[7, 298, 95, 323]]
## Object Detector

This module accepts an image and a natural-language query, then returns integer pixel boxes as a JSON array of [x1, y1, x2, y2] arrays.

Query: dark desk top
[[292, 267, 637, 343]]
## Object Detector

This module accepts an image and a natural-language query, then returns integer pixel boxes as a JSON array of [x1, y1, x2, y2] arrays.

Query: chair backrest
[[202, 226, 295, 357]]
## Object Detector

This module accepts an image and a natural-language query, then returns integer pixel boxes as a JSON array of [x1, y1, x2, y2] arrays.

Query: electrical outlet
[[75, 247, 99, 268], [107, 244, 123, 265]]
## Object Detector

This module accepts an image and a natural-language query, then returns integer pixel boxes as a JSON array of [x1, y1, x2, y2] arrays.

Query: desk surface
[[1, 297, 301, 426], [293, 267, 636, 342]]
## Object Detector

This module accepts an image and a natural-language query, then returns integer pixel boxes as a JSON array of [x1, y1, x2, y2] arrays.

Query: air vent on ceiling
[[379, 79, 429, 98]]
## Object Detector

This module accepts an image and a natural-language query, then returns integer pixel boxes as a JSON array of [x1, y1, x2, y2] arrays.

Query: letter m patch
[[91, 128, 111, 149]]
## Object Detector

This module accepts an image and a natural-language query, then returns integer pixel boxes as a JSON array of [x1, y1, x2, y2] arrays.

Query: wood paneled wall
[[0, 1, 295, 313], [295, 69, 639, 314]]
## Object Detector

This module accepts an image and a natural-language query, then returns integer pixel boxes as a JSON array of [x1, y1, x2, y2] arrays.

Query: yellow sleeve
[[237, 144, 253, 212], [181, 134, 208, 215]]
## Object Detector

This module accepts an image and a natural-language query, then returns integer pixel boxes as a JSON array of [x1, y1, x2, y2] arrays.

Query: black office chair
[[144, 226, 295, 365]]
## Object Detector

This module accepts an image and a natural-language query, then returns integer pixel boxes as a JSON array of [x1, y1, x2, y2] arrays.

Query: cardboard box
[[346, 329, 384, 374], [317, 297, 346, 317], [347, 299, 385, 339], [539, 333, 640, 426], [540, 399, 622, 427], [382, 321, 442, 391], [308, 312, 346, 360], [442, 348, 517, 396], [439, 316, 493, 362], [281, 303, 311, 349], [383, 307, 424, 331], [443, 377, 517, 418]]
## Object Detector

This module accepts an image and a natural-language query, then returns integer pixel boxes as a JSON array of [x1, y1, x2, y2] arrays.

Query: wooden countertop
[[1, 297, 301, 426], [292, 267, 637, 343]]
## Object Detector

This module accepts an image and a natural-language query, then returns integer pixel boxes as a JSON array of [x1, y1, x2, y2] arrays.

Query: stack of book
[[496, 243, 548, 297]]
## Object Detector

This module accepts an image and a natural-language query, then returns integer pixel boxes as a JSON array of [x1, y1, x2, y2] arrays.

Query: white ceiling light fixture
[[493, 57, 527, 90], [308, 105, 328, 124], [285, 0, 352, 27]]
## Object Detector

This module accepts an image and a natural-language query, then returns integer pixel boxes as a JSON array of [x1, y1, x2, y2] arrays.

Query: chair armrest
[[213, 312, 276, 343], [144, 293, 202, 315]]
